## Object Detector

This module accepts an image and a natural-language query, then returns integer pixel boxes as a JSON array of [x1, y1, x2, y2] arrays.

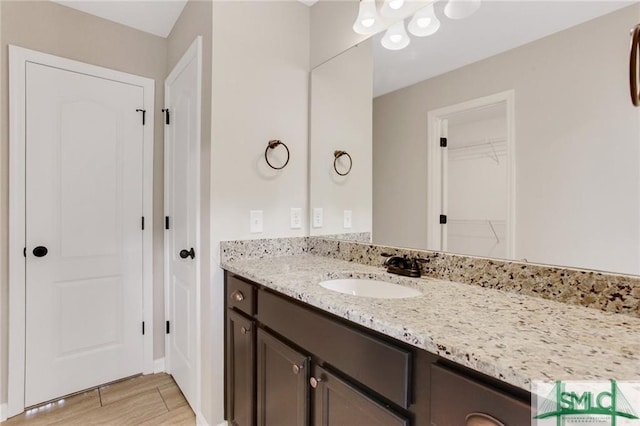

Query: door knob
[[179, 248, 195, 259], [292, 364, 303, 375], [32, 246, 48, 257]]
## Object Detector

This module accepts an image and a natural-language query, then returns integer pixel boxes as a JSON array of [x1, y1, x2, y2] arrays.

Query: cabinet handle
[[465, 413, 505, 426], [230, 290, 245, 302], [309, 376, 322, 388], [631, 24, 640, 106], [240, 326, 250, 334], [292, 364, 303, 375]]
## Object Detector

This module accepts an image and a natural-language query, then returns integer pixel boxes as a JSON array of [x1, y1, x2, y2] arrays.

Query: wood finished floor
[[2, 373, 195, 426]]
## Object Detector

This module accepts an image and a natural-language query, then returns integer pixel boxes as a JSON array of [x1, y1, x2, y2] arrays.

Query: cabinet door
[[311, 365, 409, 426], [226, 309, 255, 426], [257, 329, 310, 426], [430, 364, 531, 426]]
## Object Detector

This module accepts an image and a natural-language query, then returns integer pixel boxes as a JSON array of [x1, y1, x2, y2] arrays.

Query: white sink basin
[[319, 278, 422, 299]]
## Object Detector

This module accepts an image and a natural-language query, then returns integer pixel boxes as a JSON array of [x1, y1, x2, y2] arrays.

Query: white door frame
[[163, 36, 203, 415], [426, 90, 516, 257], [8, 45, 155, 417]]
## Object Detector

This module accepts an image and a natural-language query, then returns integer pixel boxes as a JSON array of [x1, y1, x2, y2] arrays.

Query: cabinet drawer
[[431, 364, 531, 426], [258, 289, 411, 409], [227, 274, 256, 316]]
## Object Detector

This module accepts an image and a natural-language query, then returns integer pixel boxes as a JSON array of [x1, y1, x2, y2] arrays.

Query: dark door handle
[[33, 246, 48, 257], [179, 248, 195, 259]]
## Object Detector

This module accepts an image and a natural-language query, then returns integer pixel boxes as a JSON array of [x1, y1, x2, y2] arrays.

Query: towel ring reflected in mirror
[[265, 139, 290, 170], [333, 150, 352, 176], [630, 24, 640, 106]]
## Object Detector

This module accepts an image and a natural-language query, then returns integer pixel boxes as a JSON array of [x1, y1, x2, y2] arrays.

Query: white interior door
[[25, 62, 145, 407], [164, 37, 202, 410]]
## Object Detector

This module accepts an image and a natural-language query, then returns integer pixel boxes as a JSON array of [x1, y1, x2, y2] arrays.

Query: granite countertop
[[221, 254, 640, 392]]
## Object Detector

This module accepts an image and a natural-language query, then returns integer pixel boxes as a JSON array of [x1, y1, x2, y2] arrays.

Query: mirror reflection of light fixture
[[380, 0, 407, 19], [352, 0, 481, 51], [408, 4, 440, 37], [381, 21, 411, 50], [353, 0, 382, 35], [444, 0, 481, 20]]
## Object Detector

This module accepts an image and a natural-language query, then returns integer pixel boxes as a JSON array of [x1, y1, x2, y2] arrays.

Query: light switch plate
[[343, 210, 352, 229], [312, 208, 323, 228], [290, 208, 302, 229], [250, 210, 263, 233]]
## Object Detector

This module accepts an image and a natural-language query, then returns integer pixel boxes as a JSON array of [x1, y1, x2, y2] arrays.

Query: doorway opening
[[426, 91, 515, 259]]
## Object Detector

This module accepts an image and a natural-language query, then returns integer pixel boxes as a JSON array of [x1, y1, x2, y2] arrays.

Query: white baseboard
[[196, 410, 214, 426], [214, 421, 228, 426], [1, 402, 8, 422], [153, 357, 166, 373]]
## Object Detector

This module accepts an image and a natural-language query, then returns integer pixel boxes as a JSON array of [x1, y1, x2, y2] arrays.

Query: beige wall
[[373, 4, 640, 274], [165, 0, 213, 422], [210, 1, 310, 423], [0, 0, 168, 410], [310, 41, 372, 236], [310, 0, 365, 68]]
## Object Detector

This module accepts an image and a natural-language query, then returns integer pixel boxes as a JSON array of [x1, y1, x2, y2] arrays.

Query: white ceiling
[[373, 1, 637, 97], [51, 0, 188, 38]]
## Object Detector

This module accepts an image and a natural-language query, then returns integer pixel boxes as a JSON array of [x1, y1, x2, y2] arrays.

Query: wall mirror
[[309, 0, 640, 275]]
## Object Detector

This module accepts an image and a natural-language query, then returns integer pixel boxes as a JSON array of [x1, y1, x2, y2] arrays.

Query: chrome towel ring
[[630, 24, 640, 107], [265, 140, 290, 170], [333, 150, 352, 176]]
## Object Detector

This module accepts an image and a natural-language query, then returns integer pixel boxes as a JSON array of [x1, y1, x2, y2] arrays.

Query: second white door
[[164, 37, 202, 410]]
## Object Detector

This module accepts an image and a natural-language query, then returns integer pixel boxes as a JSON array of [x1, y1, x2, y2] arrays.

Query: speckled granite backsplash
[[220, 237, 640, 318]]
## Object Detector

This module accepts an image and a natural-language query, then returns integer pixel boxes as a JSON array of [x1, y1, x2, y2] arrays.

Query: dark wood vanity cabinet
[[311, 365, 409, 426], [430, 364, 531, 426], [256, 329, 310, 426], [226, 309, 256, 426], [224, 271, 531, 426]]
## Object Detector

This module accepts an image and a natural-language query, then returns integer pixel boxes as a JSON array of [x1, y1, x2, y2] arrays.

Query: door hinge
[[23, 247, 26, 258], [166, 320, 170, 334], [165, 216, 170, 230], [136, 109, 146, 126], [162, 108, 170, 125], [440, 137, 448, 148], [141, 216, 145, 230], [142, 321, 145, 335], [439, 214, 447, 224]]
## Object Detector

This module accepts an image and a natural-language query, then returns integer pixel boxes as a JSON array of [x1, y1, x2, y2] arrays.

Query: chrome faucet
[[382, 253, 427, 278]]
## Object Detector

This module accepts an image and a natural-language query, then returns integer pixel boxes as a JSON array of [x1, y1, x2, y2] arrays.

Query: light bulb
[[362, 18, 375, 28], [380, 0, 407, 19], [444, 0, 481, 20], [381, 21, 410, 51], [353, 0, 381, 35], [408, 4, 440, 37]]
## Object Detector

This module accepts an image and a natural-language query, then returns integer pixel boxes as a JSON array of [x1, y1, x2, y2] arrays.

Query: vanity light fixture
[[354, 0, 481, 51], [381, 21, 411, 50], [407, 3, 440, 37], [444, 0, 481, 20], [353, 0, 382, 35], [380, 0, 407, 19]]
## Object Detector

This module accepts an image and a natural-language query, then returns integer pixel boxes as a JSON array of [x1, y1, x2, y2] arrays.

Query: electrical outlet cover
[[343, 210, 353, 229], [250, 210, 263, 233], [312, 208, 323, 228], [290, 208, 302, 229]]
